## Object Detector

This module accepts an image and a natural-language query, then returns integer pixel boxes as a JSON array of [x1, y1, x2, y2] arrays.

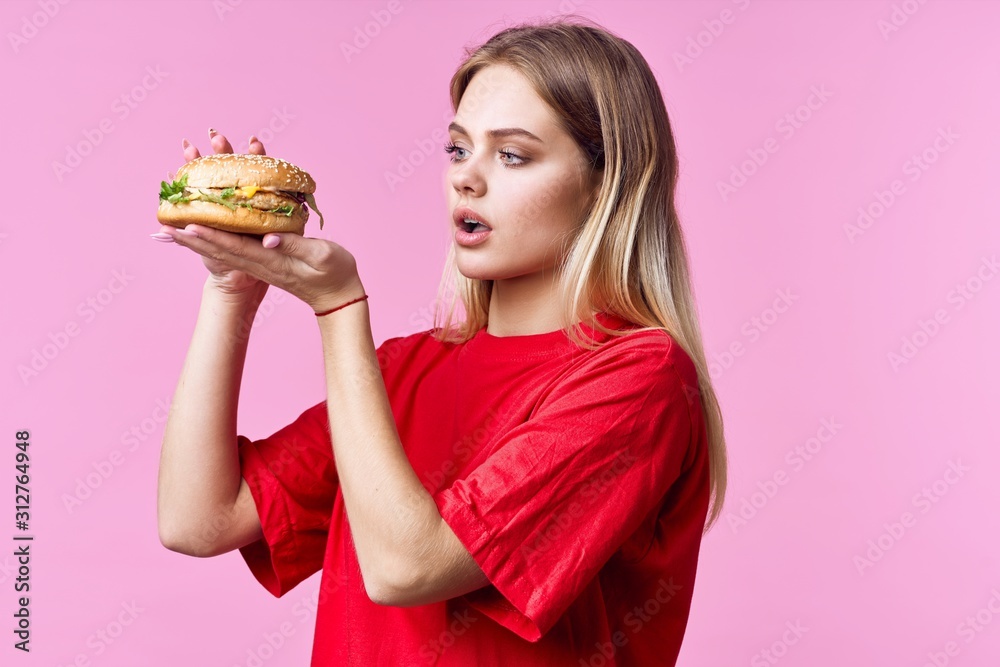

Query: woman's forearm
[[157, 279, 266, 555], [316, 296, 442, 592], [316, 288, 488, 606]]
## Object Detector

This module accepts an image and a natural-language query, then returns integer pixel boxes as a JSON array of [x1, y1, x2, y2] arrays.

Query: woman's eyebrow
[[448, 122, 543, 143]]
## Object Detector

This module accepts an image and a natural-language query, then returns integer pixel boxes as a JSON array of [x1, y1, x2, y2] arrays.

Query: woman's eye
[[443, 142, 467, 160], [444, 142, 527, 169], [498, 149, 526, 167]]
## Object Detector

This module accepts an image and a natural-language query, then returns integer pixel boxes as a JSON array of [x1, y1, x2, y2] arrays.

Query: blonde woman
[[156, 16, 727, 666]]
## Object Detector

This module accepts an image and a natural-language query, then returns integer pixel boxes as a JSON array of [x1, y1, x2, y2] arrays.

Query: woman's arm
[[156, 204, 486, 601], [157, 131, 272, 558], [156, 279, 266, 557], [317, 292, 490, 606]]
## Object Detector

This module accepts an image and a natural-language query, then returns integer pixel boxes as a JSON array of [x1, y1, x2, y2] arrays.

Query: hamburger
[[157, 153, 325, 235]]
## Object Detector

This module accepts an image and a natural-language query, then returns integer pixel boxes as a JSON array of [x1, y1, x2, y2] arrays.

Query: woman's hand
[[167, 223, 365, 314], [156, 130, 270, 300]]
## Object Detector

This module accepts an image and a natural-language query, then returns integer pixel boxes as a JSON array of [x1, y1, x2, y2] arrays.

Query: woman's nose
[[449, 159, 485, 195]]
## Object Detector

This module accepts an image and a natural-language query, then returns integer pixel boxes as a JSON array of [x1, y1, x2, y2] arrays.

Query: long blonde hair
[[431, 16, 728, 532]]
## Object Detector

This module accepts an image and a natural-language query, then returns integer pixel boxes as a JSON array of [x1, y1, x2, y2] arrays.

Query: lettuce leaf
[[304, 193, 325, 230], [266, 204, 296, 217], [194, 189, 238, 210], [159, 174, 190, 203]]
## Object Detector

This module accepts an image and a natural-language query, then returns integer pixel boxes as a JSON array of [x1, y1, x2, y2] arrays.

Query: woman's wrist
[[202, 277, 269, 311], [311, 276, 368, 316]]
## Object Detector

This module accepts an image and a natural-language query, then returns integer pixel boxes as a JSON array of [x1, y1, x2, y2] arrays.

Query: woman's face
[[445, 64, 600, 282]]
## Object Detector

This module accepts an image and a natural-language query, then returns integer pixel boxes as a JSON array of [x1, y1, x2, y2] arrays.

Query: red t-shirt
[[236, 311, 710, 666]]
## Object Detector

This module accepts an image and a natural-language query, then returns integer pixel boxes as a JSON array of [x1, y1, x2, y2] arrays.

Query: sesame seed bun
[[173, 153, 316, 193], [157, 153, 318, 235], [157, 199, 308, 235]]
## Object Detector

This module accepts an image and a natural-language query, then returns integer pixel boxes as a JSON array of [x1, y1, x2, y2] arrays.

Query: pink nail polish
[[174, 228, 198, 238], [182, 138, 191, 149], [208, 128, 217, 137], [262, 235, 280, 249], [150, 232, 174, 242]]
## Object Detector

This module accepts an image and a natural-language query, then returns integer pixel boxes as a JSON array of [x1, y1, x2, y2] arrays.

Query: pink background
[[2, 0, 998, 664]]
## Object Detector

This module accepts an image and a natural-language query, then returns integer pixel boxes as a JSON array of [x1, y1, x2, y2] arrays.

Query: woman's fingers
[[209, 128, 234, 154], [248, 134, 266, 155], [182, 138, 201, 161], [181, 129, 261, 161]]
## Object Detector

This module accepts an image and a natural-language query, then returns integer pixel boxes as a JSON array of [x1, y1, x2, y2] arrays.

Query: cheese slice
[[240, 185, 259, 198]]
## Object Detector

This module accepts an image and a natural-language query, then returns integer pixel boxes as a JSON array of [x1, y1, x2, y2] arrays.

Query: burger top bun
[[176, 153, 317, 193]]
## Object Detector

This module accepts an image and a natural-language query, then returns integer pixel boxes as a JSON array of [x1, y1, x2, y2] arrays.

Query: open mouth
[[460, 219, 491, 233]]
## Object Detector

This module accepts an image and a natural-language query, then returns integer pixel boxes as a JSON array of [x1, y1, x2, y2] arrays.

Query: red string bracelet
[[314, 294, 369, 317]]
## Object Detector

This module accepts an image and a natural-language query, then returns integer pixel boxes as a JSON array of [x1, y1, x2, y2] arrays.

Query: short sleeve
[[235, 335, 408, 597], [237, 400, 336, 597], [432, 340, 699, 641]]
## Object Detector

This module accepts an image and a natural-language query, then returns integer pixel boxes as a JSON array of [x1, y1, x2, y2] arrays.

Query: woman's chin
[[455, 259, 498, 282]]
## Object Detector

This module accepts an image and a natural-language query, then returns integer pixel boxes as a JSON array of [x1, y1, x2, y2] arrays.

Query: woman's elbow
[[158, 520, 219, 558], [361, 555, 429, 607]]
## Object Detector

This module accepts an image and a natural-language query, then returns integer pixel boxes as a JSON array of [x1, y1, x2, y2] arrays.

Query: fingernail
[[208, 128, 217, 137], [182, 138, 191, 149], [150, 232, 174, 242], [174, 227, 198, 238], [262, 235, 280, 249], [249, 134, 258, 144]]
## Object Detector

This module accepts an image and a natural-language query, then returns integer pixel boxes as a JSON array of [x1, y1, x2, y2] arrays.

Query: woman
[[156, 16, 727, 667]]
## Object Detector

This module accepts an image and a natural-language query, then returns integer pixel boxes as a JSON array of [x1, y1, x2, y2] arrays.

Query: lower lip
[[455, 226, 492, 247]]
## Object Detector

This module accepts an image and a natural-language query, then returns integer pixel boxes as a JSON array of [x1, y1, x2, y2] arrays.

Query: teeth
[[462, 217, 489, 230]]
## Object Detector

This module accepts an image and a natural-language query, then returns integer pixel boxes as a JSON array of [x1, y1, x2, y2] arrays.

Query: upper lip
[[453, 206, 491, 229]]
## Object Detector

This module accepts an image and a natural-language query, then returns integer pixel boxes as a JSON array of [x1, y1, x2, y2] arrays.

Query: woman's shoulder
[[594, 323, 698, 376]]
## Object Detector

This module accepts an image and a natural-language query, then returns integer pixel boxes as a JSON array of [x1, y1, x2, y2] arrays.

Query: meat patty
[[186, 187, 302, 211]]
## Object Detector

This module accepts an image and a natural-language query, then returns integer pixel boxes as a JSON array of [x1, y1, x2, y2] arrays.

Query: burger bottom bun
[[157, 200, 308, 235]]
